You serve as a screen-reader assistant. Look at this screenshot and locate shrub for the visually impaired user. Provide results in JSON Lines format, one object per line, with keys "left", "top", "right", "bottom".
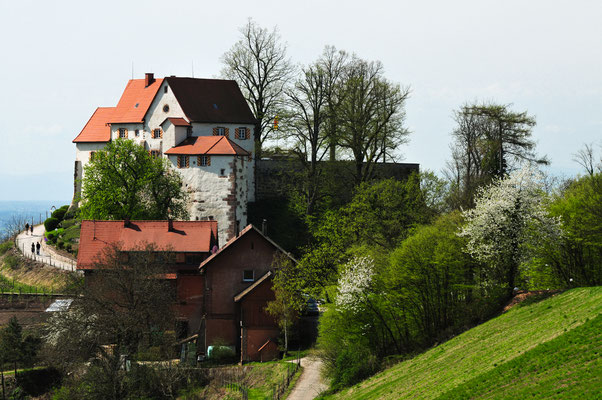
{"left": 59, "top": 219, "right": 77, "bottom": 229}
{"left": 51, "top": 209, "right": 66, "bottom": 222}
{"left": 0, "top": 241, "right": 13, "bottom": 255}
{"left": 330, "top": 347, "right": 378, "bottom": 391}
{"left": 44, "top": 218, "right": 60, "bottom": 232}
{"left": 64, "top": 243, "right": 72, "bottom": 252}
{"left": 4, "top": 254, "right": 19, "bottom": 269}
{"left": 57, "top": 241, "right": 64, "bottom": 250}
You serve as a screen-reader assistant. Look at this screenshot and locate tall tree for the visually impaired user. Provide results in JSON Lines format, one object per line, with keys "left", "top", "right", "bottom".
{"left": 265, "top": 253, "right": 305, "bottom": 353}
{"left": 460, "top": 165, "right": 561, "bottom": 296}
{"left": 221, "top": 19, "right": 293, "bottom": 157}
{"left": 334, "top": 56, "right": 411, "bottom": 184}
{"left": 446, "top": 102, "right": 548, "bottom": 209}
{"left": 80, "top": 139, "right": 188, "bottom": 221}
{"left": 285, "top": 47, "right": 348, "bottom": 214}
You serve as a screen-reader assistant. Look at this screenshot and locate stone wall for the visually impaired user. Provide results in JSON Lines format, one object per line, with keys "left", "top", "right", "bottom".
{"left": 255, "top": 159, "right": 420, "bottom": 201}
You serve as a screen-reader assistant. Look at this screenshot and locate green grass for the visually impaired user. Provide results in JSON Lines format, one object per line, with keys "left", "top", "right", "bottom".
{"left": 437, "top": 314, "right": 602, "bottom": 399}
{"left": 0, "top": 272, "right": 46, "bottom": 294}
{"left": 328, "top": 287, "right": 602, "bottom": 399}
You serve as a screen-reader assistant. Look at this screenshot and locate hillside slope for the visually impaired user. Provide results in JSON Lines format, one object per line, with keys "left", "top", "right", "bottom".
{"left": 330, "top": 287, "right": 602, "bottom": 399}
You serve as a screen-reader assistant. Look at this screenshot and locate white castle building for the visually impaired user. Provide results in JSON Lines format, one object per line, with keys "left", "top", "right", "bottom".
{"left": 73, "top": 73, "right": 256, "bottom": 246}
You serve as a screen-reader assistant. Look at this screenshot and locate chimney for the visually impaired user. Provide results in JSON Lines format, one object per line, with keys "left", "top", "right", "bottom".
{"left": 262, "top": 219, "right": 268, "bottom": 236}
{"left": 168, "top": 219, "right": 173, "bottom": 232}
{"left": 145, "top": 72, "right": 155, "bottom": 87}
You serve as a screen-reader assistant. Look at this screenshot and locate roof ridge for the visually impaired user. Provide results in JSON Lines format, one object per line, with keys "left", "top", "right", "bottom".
{"left": 204, "top": 136, "right": 223, "bottom": 154}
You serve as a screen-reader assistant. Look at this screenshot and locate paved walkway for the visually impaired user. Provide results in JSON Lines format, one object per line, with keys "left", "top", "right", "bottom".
{"left": 288, "top": 357, "right": 328, "bottom": 400}
{"left": 15, "top": 224, "right": 78, "bottom": 272}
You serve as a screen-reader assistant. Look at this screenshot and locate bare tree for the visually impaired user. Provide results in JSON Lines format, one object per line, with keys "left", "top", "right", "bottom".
{"left": 285, "top": 47, "right": 348, "bottom": 214}
{"left": 44, "top": 242, "right": 176, "bottom": 399}
{"left": 573, "top": 142, "right": 598, "bottom": 176}
{"left": 221, "top": 19, "right": 293, "bottom": 157}
{"left": 334, "top": 56, "right": 411, "bottom": 184}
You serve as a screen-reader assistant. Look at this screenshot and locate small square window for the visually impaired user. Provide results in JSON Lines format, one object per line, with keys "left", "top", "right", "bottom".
{"left": 216, "top": 127, "right": 225, "bottom": 136}
{"left": 153, "top": 129, "right": 162, "bottom": 139}
{"left": 119, "top": 128, "right": 127, "bottom": 138}
{"left": 164, "top": 86, "right": 168, "bottom": 93}
{"left": 135, "top": 129, "right": 140, "bottom": 137}
{"left": 237, "top": 127, "right": 247, "bottom": 140}
{"left": 243, "top": 270, "right": 254, "bottom": 282}
{"left": 198, "top": 155, "right": 209, "bottom": 166}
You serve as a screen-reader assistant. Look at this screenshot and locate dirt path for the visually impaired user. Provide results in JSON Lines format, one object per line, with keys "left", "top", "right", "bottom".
{"left": 288, "top": 357, "right": 328, "bottom": 400}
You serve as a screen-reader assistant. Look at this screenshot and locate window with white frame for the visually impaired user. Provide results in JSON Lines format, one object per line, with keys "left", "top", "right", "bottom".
{"left": 237, "top": 127, "right": 247, "bottom": 139}
{"left": 119, "top": 128, "right": 127, "bottom": 138}
{"left": 198, "top": 155, "right": 209, "bottom": 166}
{"left": 216, "top": 127, "right": 225, "bottom": 136}
{"left": 152, "top": 128, "right": 162, "bottom": 139}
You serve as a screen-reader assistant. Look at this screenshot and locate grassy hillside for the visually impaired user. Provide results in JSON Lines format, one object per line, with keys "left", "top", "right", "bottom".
{"left": 329, "top": 287, "right": 602, "bottom": 399}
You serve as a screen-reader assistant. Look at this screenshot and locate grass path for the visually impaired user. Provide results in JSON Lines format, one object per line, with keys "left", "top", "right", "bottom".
{"left": 330, "top": 287, "right": 602, "bottom": 399}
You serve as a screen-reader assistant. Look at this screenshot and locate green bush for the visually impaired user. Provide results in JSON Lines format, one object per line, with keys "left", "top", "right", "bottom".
{"left": 57, "top": 241, "right": 64, "bottom": 250}
{"left": 0, "top": 241, "right": 13, "bottom": 255}
{"left": 59, "top": 219, "right": 77, "bottom": 229}
{"left": 330, "top": 347, "right": 378, "bottom": 391}
{"left": 64, "top": 243, "right": 72, "bottom": 252}
{"left": 51, "top": 209, "right": 66, "bottom": 222}
{"left": 44, "top": 218, "right": 60, "bottom": 232}
{"left": 4, "top": 254, "right": 19, "bottom": 269}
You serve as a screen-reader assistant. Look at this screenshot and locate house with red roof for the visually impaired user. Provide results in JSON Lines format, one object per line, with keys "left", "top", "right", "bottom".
{"left": 77, "top": 220, "right": 292, "bottom": 362}
{"left": 73, "top": 73, "right": 257, "bottom": 245}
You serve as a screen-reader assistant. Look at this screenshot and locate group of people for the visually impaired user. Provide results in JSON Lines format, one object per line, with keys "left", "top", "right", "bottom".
{"left": 25, "top": 223, "right": 41, "bottom": 256}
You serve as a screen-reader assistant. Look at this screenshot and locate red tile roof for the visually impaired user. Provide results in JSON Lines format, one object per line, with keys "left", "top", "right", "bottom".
{"left": 73, "top": 107, "right": 115, "bottom": 143}
{"left": 165, "top": 77, "right": 256, "bottom": 124}
{"left": 162, "top": 117, "right": 191, "bottom": 127}
{"left": 164, "top": 136, "right": 250, "bottom": 156}
{"left": 77, "top": 220, "right": 218, "bottom": 270}
{"left": 110, "top": 78, "right": 164, "bottom": 123}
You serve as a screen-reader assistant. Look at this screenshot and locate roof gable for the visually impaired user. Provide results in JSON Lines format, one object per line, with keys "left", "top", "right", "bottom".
{"left": 199, "top": 224, "right": 296, "bottom": 271}
{"left": 165, "top": 77, "right": 256, "bottom": 124}
{"left": 73, "top": 107, "right": 115, "bottom": 143}
{"left": 77, "top": 220, "right": 218, "bottom": 270}
{"left": 164, "top": 136, "right": 250, "bottom": 156}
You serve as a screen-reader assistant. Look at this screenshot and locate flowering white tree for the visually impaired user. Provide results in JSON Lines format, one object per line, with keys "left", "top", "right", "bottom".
{"left": 336, "top": 256, "right": 375, "bottom": 313}
{"left": 460, "top": 165, "right": 562, "bottom": 294}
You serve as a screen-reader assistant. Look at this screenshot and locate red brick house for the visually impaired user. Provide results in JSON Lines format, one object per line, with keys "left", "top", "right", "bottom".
{"left": 77, "top": 220, "right": 292, "bottom": 362}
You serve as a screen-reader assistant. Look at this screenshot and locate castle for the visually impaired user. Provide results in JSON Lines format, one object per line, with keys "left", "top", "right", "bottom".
{"left": 73, "top": 73, "right": 256, "bottom": 246}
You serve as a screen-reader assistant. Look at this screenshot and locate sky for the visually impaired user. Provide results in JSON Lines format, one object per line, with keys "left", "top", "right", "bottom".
{"left": 1, "top": 0, "right": 600, "bottom": 200}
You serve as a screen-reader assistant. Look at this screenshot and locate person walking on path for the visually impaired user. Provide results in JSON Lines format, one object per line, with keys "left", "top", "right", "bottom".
{"left": 36, "top": 242, "right": 40, "bottom": 255}
{"left": 25, "top": 223, "right": 29, "bottom": 235}
{"left": 30, "top": 225, "right": 34, "bottom": 235}
{"left": 31, "top": 243, "right": 35, "bottom": 255}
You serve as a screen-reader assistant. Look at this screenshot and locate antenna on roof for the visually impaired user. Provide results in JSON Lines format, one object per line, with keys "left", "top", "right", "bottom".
{"left": 192, "top": 60, "right": 194, "bottom": 78}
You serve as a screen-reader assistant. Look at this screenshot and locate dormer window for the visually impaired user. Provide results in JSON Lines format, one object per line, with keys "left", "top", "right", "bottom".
{"left": 119, "top": 128, "right": 127, "bottom": 138}
{"left": 243, "top": 269, "right": 254, "bottom": 282}
{"left": 152, "top": 129, "right": 162, "bottom": 139}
